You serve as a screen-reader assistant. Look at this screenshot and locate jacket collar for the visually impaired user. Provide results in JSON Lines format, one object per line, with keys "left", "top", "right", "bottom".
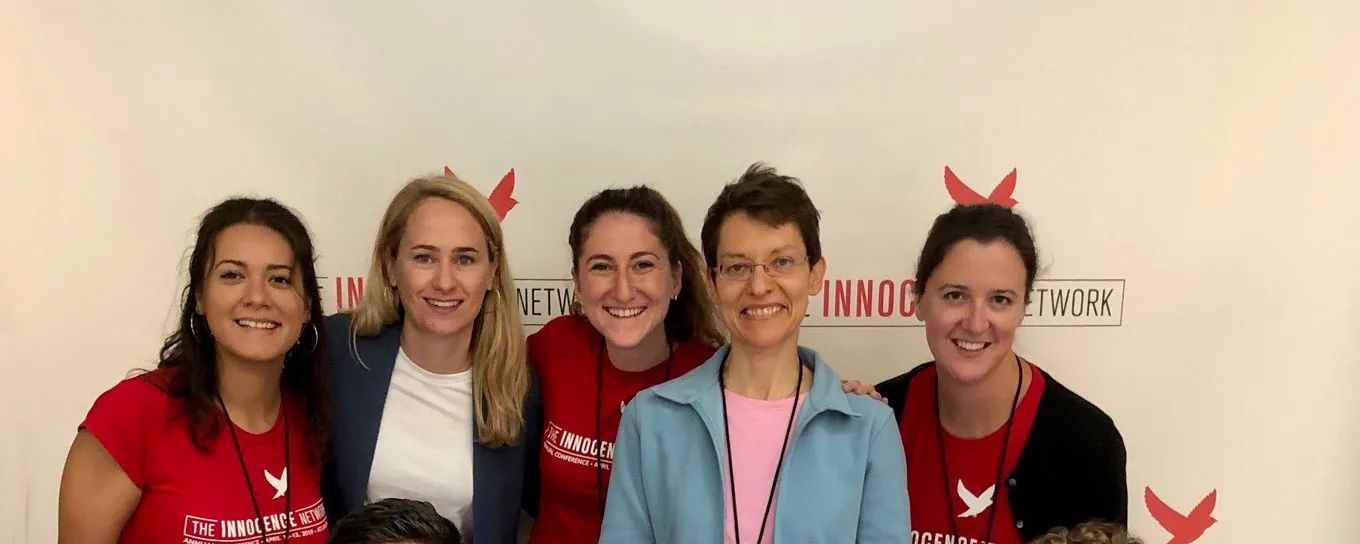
{"left": 653, "top": 343, "right": 862, "bottom": 419}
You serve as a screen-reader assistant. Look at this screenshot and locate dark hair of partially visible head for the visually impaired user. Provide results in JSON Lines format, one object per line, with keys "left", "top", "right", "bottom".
{"left": 330, "top": 498, "right": 461, "bottom": 544}
{"left": 145, "top": 197, "right": 331, "bottom": 461}
{"left": 914, "top": 203, "right": 1039, "bottom": 302}
{"left": 568, "top": 185, "right": 725, "bottom": 347}
{"left": 700, "top": 162, "right": 822, "bottom": 274}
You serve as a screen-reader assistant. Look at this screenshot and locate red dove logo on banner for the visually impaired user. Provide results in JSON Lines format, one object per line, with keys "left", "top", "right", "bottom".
{"left": 444, "top": 165, "right": 519, "bottom": 220}
{"left": 1145, "top": 487, "right": 1218, "bottom": 544}
{"left": 943, "top": 166, "right": 1019, "bottom": 208}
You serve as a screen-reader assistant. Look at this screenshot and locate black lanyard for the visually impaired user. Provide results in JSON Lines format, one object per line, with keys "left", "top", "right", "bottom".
{"left": 218, "top": 394, "right": 291, "bottom": 544}
{"left": 934, "top": 354, "right": 1022, "bottom": 542}
{"left": 595, "top": 335, "right": 673, "bottom": 515}
{"left": 718, "top": 351, "right": 803, "bottom": 544}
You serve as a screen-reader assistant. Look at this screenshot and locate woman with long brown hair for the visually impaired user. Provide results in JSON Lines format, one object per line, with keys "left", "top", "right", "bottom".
{"left": 525, "top": 186, "right": 725, "bottom": 544}
{"left": 58, "top": 197, "right": 333, "bottom": 543}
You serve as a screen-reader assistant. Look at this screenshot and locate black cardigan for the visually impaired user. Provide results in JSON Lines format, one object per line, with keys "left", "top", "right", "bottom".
{"left": 875, "top": 362, "right": 1128, "bottom": 541}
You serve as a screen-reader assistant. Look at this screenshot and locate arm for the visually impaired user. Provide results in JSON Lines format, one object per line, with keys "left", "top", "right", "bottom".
{"left": 520, "top": 370, "right": 544, "bottom": 518}
{"left": 598, "top": 398, "right": 654, "bottom": 544}
{"left": 57, "top": 430, "right": 142, "bottom": 544}
{"left": 856, "top": 413, "right": 911, "bottom": 543}
{"left": 1085, "top": 421, "right": 1129, "bottom": 523}
{"left": 320, "top": 460, "right": 345, "bottom": 530}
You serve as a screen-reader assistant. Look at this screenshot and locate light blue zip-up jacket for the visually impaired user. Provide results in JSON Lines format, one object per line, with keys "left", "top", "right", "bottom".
{"left": 600, "top": 344, "right": 911, "bottom": 543}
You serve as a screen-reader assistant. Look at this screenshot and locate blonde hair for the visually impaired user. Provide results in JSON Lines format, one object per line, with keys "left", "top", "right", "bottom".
{"left": 1028, "top": 521, "right": 1142, "bottom": 544}
{"left": 348, "top": 174, "right": 529, "bottom": 447}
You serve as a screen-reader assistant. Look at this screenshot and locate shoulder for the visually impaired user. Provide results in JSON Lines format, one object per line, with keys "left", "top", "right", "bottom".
{"left": 672, "top": 338, "right": 719, "bottom": 375}
{"left": 874, "top": 361, "right": 934, "bottom": 423}
{"left": 618, "top": 387, "right": 676, "bottom": 426}
{"left": 323, "top": 311, "right": 353, "bottom": 337}
{"left": 322, "top": 313, "right": 355, "bottom": 358}
{"left": 1033, "top": 369, "right": 1125, "bottom": 455}
{"left": 88, "top": 369, "right": 175, "bottom": 415}
{"left": 1037, "top": 370, "right": 1119, "bottom": 432}
{"left": 532, "top": 315, "right": 591, "bottom": 341}
{"left": 528, "top": 315, "right": 593, "bottom": 353}
{"left": 843, "top": 391, "right": 896, "bottom": 426}
{"left": 80, "top": 369, "right": 178, "bottom": 446}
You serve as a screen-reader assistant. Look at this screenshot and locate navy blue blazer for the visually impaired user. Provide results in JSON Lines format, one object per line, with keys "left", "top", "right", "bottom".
{"left": 321, "top": 312, "right": 542, "bottom": 543}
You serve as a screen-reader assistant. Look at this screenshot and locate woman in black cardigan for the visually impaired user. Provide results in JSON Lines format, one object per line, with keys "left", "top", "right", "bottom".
{"left": 875, "top": 203, "right": 1127, "bottom": 543}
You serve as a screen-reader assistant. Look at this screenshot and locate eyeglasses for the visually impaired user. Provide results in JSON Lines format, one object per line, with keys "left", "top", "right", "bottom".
{"left": 712, "top": 255, "right": 810, "bottom": 282}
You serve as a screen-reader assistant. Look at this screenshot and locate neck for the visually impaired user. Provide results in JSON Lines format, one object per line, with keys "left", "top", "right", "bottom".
{"left": 937, "top": 354, "right": 1029, "bottom": 439}
{"left": 215, "top": 352, "right": 284, "bottom": 434}
{"left": 723, "top": 342, "right": 810, "bottom": 400}
{"left": 606, "top": 329, "right": 671, "bottom": 372}
{"left": 400, "top": 322, "right": 473, "bottom": 374}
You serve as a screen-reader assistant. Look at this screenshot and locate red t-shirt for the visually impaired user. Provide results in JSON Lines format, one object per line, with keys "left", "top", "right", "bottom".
{"left": 526, "top": 315, "right": 717, "bottom": 544}
{"left": 79, "top": 369, "right": 329, "bottom": 544}
{"left": 899, "top": 363, "right": 1045, "bottom": 544}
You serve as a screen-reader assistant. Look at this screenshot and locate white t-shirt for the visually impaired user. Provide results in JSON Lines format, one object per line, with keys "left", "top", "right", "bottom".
{"left": 367, "top": 347, "right": 475, "bottom": 539}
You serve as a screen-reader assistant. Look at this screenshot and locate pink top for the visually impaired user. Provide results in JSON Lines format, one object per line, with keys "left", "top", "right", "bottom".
{"left": 722, "top": 391, "right": 808, "bottom": 544}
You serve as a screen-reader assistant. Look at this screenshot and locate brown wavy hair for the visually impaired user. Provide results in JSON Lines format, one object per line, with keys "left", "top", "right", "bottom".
{"left": 568, "top": 185, "right": 726, "bottom": 347}
{"left": 148, "top": 197, "right": 331, "bottom": 462}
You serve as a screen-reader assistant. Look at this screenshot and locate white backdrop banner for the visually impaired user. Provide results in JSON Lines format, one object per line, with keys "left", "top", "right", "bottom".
{"left": 4, "top": 2, "right": 1359, "bottom": 543}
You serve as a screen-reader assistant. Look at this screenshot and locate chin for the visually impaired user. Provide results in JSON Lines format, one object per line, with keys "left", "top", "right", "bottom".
{"left": 589, "top": 309, "right": 664, "bottom": 348}
{"left": 415, "top": 315, "right": 475, "bottom": 338}
{"left": 733, "top": 327, "right": 794, "bottom": 351}
{"left": 223, "top": 346, "right": 291, "bottom": 365}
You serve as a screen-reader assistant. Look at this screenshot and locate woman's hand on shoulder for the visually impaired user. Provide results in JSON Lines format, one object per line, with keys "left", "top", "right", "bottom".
{"left": 840, "top": 379, "right": 887, "bottom": 404}
{"left": 57, "top": 430, "right": 141, "bottom": 544}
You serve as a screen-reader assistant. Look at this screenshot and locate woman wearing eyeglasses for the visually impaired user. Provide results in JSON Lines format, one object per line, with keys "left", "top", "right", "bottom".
{"left": 599, "top": 163, "right": 911, "bottom": 544}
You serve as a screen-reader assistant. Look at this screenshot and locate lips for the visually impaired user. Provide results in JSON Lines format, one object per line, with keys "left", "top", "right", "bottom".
{"left": 952, "top": 339, "right": 990, "bottom": 352}
{"left": 605, "top": 306, "right": 645, "bottom": 318}
{"left": 425, "top": 298, "right": 463, "bottom": 310}
{"left": 235, "top": 318, "right": 280, "bottom": 330}
{"left": 741, "top": 303, "right": 787, "bottom": 319}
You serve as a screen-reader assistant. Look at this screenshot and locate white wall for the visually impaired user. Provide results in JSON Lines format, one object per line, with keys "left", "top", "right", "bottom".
{"left": 3, "top": 2, "right": 1358, "bottom": 542}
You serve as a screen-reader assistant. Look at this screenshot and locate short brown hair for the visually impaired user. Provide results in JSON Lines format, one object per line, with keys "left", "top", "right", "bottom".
{"left": 1027, "top": 521, "right": 1142, "bottom": 544}
{"left": 700, "top": 162, "right": 822, "bottom": 276}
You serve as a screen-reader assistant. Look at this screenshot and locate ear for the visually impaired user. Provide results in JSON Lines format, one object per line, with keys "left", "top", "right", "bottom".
{"left": 669, "top": 263, "right": 683, "bottom": 300}
{"left": 385, "top": 257, "right": 398, "bottom": 288}
{"left": 912, "top": 289, "right": 926, "bottom": 322}
{"left": 808, "top": 256, "right": 827, "bottom": 296}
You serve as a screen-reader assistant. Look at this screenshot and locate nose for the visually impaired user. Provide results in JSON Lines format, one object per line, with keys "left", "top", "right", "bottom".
{"left": 612, "top": 271, "right": 634, "bottom": 301}
{"left": 963, "top": 300, "right": 988, "bottom": 333}
{"left": 746, "top": 265, "right": 774, "bottom": 296}
{"left": 435, "top": 260, "right": 457, "bottom": 291}
{"left": 244, "top": 275, "right": 271, "bottom": 307}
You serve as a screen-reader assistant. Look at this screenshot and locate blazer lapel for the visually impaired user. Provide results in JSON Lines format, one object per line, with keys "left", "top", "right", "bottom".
{"left": 344, "top": 323, "right": 402, "bottom": 508}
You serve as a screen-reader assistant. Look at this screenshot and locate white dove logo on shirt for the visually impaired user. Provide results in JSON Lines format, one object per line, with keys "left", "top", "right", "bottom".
{"left": 265, "top": 468, "right": 288, "bottom": 499}
{"left": 956, "top": 479, "right": 994, "bottom": 518}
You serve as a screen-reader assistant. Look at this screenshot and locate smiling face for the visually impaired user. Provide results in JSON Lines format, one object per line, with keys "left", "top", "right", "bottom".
{"left": 916, "top": 238, "right": 1028, "bottom": 384}
{"left": 574, "top": 212, "right": 682, "bottom": 350}
{"left": 386, "top": 196, "right": 497, "bottom": 341}
{"left": 709, "top": 212, "right": 825, "bottom": 351}
{"left": 197, "top": 223, "right": 309, "bottom": 365}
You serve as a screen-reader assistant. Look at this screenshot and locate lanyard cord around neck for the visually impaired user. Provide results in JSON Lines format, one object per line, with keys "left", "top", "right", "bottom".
{"left": 935, "top": 353, "right": 1022, "bottom": 542}
{"left": 218, "top": 393, "right": 291, "bottom": 544}
{"left": 718, "top": 350, "right": 803, "bottom": 544}
{"left": 595, "top": 335, "right": 674, "bottom": 516}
